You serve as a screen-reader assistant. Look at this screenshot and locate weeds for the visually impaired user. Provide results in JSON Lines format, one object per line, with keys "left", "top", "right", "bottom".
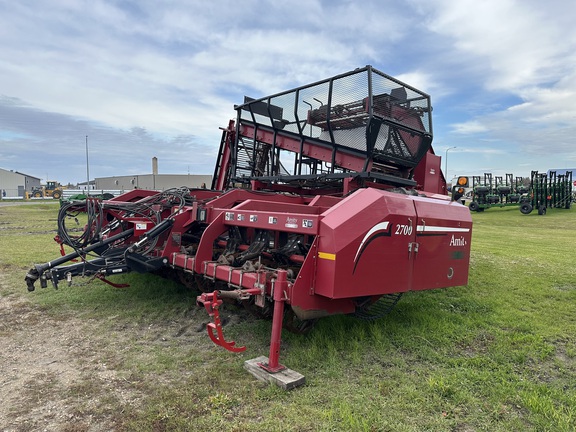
{"left": 1, "top": 203, "right": 575, "bottom": 431}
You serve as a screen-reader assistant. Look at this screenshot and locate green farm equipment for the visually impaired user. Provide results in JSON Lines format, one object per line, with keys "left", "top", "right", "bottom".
{"left": 530, "top": 170, "right": 573, "bottom": 215}
{"left": 466, "top": 171, "right": 572, "bottom": 215}
{"left": 468, "top": 173, "right": 531, "bottom": 213}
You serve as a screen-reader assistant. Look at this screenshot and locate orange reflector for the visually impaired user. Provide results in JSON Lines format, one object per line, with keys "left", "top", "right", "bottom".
{"left": 318, "top": 252, "right": 336, "bottom": 261}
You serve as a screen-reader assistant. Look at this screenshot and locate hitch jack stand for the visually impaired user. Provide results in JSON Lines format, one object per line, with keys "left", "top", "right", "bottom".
{"left": 245, "top": 270, "right": 305, "bottom": 390}
{"left": 197, "top": 270, "right": 305, "bottom": 389}
{"left": 257, "top": 270, "right": 287, "bottom": 373}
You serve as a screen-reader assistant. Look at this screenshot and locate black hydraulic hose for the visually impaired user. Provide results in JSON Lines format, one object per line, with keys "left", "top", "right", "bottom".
{"left": 26, "top": 188, "right": 188, "bottom": 292}
{"left": 58, "top": 199, "right": 103, "bottom": 249}
{"left": 126, "top": 218, "right": 174, "bottom": 253}
{"left": 25, "top": 228, "right": 135, "bottom": 291}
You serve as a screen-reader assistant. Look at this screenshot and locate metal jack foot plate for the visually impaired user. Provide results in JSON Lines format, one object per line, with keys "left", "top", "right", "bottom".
{"left": 244, "top": 356, "right": 305, "bottom": 390}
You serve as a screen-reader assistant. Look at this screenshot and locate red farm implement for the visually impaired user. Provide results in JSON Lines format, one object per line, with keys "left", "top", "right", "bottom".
{"left": 25, "top": 66, "right": 472, "bottom": 388}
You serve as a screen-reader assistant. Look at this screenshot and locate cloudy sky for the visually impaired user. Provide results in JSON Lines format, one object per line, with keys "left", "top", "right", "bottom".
{"left": 1, "top": 0, "right": 575, "bottom": 185}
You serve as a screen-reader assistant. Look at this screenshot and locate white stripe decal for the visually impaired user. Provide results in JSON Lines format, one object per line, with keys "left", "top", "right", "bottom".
{"left": 354, "top": 221, "right": 390, "bottom": 262}
{"left": 417, "top": 225, "right": 470, "bottom": 233}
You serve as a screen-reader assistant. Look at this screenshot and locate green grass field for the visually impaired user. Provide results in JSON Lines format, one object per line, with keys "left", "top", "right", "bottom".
{"left": 0, "top": 202, "right": 575, "bottom": 431}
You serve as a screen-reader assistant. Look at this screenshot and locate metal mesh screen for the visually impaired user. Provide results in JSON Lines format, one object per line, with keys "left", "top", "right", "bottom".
{"left": 236, "top": 66, "right": 432, "bottom": 178}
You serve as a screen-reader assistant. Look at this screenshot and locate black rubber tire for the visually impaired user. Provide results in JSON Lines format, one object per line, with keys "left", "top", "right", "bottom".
{"left": 469, "top": 201, "right": 479, "bottom": 212}
{"left": 52, "top": 190, "right": 62, "bottom": 199}
{"left": 520, "top": 203, "right": 533, "bottom": 215}
{"left": 33, "top": 191, "right": 43, "bottom": 198}
{"left": 538, "top": 205, "right": 546, "bottom": 215}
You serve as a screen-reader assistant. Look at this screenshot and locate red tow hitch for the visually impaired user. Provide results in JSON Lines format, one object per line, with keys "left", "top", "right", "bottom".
{"left": 197, "top": 290, "right": 246, "bottom": 352}
{"left": 197, "top": 270, "right": 304, "bottom": 389}
{"left": 196, "top": 271, "right": 289, "bottom": 364}
{"left": 197, "top": 287, "right": 262, "bottom": 353}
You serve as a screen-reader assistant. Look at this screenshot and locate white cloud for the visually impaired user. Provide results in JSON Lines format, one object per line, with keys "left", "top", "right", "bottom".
{"left": 423, "top": 0, "right": 576, "bottom": 91}
{"left": 1, "top": 0, "right": 576, "bottom": 182}
{"left": 450, "top": 121, "right": 488, "bottom": 134}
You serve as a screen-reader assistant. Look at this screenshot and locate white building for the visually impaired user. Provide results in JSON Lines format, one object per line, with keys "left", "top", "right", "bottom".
{"left": 0, "top": 168, "right": 42, "bottom": 197}
{"left": 94, "top": 157, "right": 212, "bottom": 192}
{"left": 94, "top": 174, "right": 212, "bottom": 191}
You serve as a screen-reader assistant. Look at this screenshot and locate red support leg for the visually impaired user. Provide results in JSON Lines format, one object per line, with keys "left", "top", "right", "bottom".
{"left": 258, "top": 270, "right": 287, "bottom": 373}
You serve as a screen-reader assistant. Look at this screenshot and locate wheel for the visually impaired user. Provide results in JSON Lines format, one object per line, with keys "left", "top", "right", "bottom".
{"left": 176, "top": 269, "right": 200, "bottom": 292}
{"left": 352, "top": 293, "right": 404, "bottom": 321}
{"left": 283, "top": 308, "right": 317, "bottom": 334}
{"left": 33, "top": 191, "right": 42, "bottom": 198}
{"left": 520, "top": 203, "right": 533, "bottom": 215}
{"left": 194, "top": 274, "right": 216, "bottom": 293}
{"left": 469, "top": 201, "right": 479, "bottom": 212}
{"left": 242, "top": 297, "right": 272, "bottom": 319}
{"left": 52, "top": 190, "right": 62, "bottom": 199}
{"left": 538, "top": 205, "right": 546, "bottom": 215}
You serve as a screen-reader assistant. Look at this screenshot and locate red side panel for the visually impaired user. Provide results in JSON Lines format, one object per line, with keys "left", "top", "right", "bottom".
{"left": 314, "top": 188, "right": 417, "bottom": 299}
{"left": 411, "top": 197, "right": 472, "bottom": 290}
{"left": 293, "top": 188, "right": 472, "bottom": 302}
{"left": 413, "top": 151, "right": 447, "bottom": 195}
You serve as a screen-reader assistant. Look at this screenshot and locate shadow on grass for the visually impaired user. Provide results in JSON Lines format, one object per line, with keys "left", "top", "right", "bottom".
{"left": 32, "top": 271, "right": 198, "bottom": 321}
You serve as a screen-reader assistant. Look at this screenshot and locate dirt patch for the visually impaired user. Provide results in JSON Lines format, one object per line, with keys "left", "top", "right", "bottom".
{"left": 0, "top": 270, "right": 251, "bottom": 431}
{"left": 0, "top": 293, "right": 130, "bottom": 431}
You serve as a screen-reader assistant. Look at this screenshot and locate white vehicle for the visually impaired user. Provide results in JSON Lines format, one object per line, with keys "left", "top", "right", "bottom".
{"left": 450, "top": 176, "right": 473, "bottom": 202}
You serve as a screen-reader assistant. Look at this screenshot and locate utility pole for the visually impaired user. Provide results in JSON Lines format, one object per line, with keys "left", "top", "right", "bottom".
{"left": 445, "top": 146, "right": 457, "bottom": 182}
{"left": 86, "top": 135, "right": 90, "bottom": 195}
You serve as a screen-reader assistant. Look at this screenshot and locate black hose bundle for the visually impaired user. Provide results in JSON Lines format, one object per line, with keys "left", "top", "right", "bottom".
{"left": 57, "top": 187, "right": 193, "bottom": 253}
{"left": 57, "top": 199, "right": 103, "bottom": 250}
